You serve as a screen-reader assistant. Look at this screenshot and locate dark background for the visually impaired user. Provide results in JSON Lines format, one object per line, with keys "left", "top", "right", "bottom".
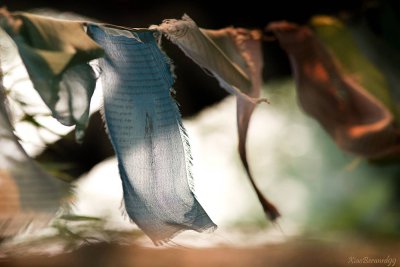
{"left": 2, "top": 0, "right": 367, "bottom": 28}
{"left": 0, "top": 0, "right": 387, "bottom": 115}
{"left": 1, "top": 0, "right": 397, "bottom": 178}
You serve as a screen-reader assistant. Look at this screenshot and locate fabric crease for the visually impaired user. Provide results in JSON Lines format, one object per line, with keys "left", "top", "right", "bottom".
{"left": 87, "top": 24, "right": 215, "bottom": 243}
{"left": 0, "top": 11, "right": 104, "bottom": 141}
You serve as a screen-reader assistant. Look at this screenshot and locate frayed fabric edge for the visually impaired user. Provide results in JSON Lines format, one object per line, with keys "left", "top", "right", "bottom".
{"left": 88, "top": 24, "right": 216, "bottom": 244}
{"left": 153, "top": 14, "right": 268, "bottom": 105}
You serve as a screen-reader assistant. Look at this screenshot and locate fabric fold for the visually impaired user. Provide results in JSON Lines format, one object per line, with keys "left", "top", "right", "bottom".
{"left": 155, "top": 15, "right": 279, "bottom": 221}
{"left": 0, "top": 10, "right": 104, "bottom": 141}
{"left": 204, "top": 28, "right": 280, "bottom": 220}
{"left": 267, "top": 21, "right": 400, "bottom": 159}
{"left": 310, "top": 16, "right": 400, "bottom": 125}
{"left": 0, "top": 70, "right": 68, "bottom": 237}
{"left": 153, "top": 15, "right": 266, "bottom": 104}
{"left": 87, "top": 24, "right": 215, "bottom": 243}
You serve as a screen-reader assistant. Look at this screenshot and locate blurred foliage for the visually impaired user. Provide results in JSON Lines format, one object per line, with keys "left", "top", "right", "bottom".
{"left": 259, "top": 79, "right": 400, "bottom": 239}
{"left": 3, "top": 214, "right": 143, "bottom": 253}
{"left": 190, "top": 78, "right": 400, "bottom": 241}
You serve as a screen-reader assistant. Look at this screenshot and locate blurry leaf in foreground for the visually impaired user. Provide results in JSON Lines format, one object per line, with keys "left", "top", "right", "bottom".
{"left": 267, "top": 21, "right": 400, "bottom": 160}
{"left": 59, "top": 214, "right": 101, "bottom": 222}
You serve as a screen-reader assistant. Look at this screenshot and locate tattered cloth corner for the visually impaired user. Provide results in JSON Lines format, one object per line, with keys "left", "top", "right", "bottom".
{"left": 0, "top": 10, "right": 104, "bottom": 141}
{"left": 155, "top": 15, "right": 280, "bottom": 221}
{"left": 87, "top": 24, "right": 216, "bottom": 243}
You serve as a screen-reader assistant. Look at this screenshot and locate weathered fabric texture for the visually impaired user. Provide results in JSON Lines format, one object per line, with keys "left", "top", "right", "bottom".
{"left": 268, "top": 21, "right": 400, "bottom": 159}
{"left": 0, "top": 11, "right": 104, "bottom": 141}
{"left": 204, "top": 28, "right": 263, "bottom": 162}
{"left": 204, "top": 28, "right": 280, "bottom": 220}
{"left": 156, "top": 15, "right": 279, "bottom": 221}
{"left": 155, "top": 15, "right": 267, "bottom": 103}
{"left": 0, "top": 69, "right": 68, "bottom": 236}
{"left": 87, "top": 24, "right": 215, "bottom": 243}
{"left": 310, "top": 16, "right": 399, "bottom": 124}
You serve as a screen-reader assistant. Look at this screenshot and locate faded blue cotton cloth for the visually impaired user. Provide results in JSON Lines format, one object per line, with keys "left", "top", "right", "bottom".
{"left": 87, "top": 24, "right": 216, "bottom": 243}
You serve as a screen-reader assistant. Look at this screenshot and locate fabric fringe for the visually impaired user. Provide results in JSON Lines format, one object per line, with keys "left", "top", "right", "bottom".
{"left": 154, "top": 15, "right": 270, "bottom": 105}
{"left": 87, "top": 24, "right": 216, "bottom": 244}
